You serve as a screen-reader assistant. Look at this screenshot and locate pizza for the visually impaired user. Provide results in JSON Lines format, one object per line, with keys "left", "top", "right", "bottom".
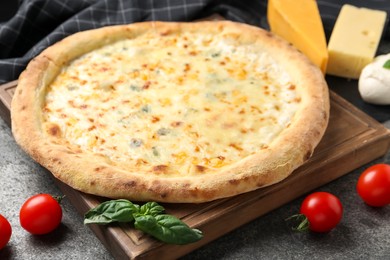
{"left": 11, "top": 21, "right": 329, "bottom": 203}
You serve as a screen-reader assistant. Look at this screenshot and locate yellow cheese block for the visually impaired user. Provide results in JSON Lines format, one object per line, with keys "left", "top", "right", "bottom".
{"left": 326, "top": 5, "right": 387, "bottom": 79}
{"left": 267, "top": 0, "right": 328, "bottom": 73}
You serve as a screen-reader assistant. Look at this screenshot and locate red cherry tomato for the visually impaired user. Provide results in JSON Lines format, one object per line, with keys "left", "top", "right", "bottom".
{"left": 0, "top": 214, "right": 12, "bottom": 249}
{"left": 357, "top": 164, "right": 390, "bottom": 207}
{"left": 299, "top": 192, "right": 343, "bottom": 233}
{"left": 19, "top": 194, "right": 63, "bottom": 235}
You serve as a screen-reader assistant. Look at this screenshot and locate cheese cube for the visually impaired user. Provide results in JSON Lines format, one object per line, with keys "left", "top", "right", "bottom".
{"left": 267, "top": 0, "right": 328, "bottom": 74}
{"left": 326, "top": 5, "right": 387, "bottom": 79}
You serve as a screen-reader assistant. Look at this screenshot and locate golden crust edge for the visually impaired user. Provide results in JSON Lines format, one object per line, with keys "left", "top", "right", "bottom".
{"left": 11, "top": 21, "right": 330, "bottom": 203}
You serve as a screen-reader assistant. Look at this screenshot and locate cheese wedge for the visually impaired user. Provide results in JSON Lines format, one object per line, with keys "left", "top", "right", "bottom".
{"left": 267, "top": 0, "right": 328, "bottom": 73}
{"left": 326, "top": 5, "right": 387, "bottom": 79}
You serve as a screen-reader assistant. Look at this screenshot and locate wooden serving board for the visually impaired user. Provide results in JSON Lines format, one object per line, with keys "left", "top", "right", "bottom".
{"left": 1, "top": 80, "right": 390, "bottom": 259}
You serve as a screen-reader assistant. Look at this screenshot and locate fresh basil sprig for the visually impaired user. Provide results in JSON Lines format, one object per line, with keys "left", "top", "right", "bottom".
{"left": 84, "top": 199, "right": 203, "bottom": 245}
{"left": 383, "top": 59, "right": 390, "bottom": 69}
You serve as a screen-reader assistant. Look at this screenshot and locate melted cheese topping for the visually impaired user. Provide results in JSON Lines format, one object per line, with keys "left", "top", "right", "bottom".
{"left": 43, "top": 30, "right": 300, "bottom": 175}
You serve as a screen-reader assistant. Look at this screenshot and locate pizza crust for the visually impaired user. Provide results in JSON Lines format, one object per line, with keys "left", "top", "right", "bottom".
{"left": 11, "top": 21, "right": 329, "bottom": 203}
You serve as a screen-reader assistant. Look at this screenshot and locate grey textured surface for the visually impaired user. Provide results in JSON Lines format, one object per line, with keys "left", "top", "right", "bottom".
{"left": 0, "top": 117, "right": 113, "bottom": 260}
{"left": 1, "top": 113, "right": 390, "bottom": 259}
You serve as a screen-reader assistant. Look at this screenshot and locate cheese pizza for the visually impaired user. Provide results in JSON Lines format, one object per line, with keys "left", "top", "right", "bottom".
{"left": 11, "top": 21, "right": 329, "bottom": 203}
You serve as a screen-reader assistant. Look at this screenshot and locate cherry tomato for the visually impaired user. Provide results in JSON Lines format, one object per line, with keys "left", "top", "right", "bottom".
{"left": 357, "top": 163, "right": 390, "bottom": 207}
{"left": 299, "top": 191, "right": 343, "bottom": 233}
{"left": 19, "top": 194, "right": 63, "bottom": 235}
{"left": 0, "top": 214, "right": 12, "bottom": 249}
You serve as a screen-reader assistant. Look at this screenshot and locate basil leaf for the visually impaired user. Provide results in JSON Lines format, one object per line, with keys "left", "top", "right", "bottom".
{"left": 383, "top": 59, "right": 390, "bottom": 69}
{"left": 84, "top": 199, "right": 204, "bottom": 245}
{"left": 138, "top": 202, "right": 165, "bottom": 217}
{"left": 134, "top": 214, "right": 203, "bottom": 244}
{"left": 84, "top": 199, "right": 139, "bottom": 224}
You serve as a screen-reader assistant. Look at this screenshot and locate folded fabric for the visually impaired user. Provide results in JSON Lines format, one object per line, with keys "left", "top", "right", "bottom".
{"left": 0, "top": 0, "right": 267, "bottom": 84}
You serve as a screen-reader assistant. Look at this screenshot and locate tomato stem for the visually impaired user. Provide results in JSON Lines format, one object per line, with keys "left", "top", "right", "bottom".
{"left": 53, "top": 195, "right": 66, "bottom": 204}
{"left": 286, "top": 214, "right": 310, "bottom": 232}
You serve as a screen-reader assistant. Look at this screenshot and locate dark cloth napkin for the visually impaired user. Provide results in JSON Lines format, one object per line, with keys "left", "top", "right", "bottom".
{"left": 0, "top": 0, "right": 268, "bottom": 84}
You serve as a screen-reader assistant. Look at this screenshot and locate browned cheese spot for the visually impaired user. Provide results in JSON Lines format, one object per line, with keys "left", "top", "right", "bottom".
{"left": 142, "top": 81, "right": 151, "bottom": 90}
{"left": 195, "top": 165, "right": 207, "bottom": 173}
{"left": 42, "top": 107, "right": 51, "bottom": 113}
{"left": 229, "top": 143, "right": 243, "bottom": 151}
{"left": 46, "top": 123, "right": 62, "bottom": 137}
{"left": 171, "top": 121, "right": 183, "bottom": 127}
{"left": 288, "top": 84, "right": 296, "bottom": 90}
{"left": 184, "top": 63, "right": 191, "bottom": 72}
{"left": 151, "top": 116, "right": 160, "bottom": 123}
{"left": 153, "top": 165, "right": 169, "bottom": 173}
{"left": 160, "top": 29, "right": 171, "bottom": 36}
